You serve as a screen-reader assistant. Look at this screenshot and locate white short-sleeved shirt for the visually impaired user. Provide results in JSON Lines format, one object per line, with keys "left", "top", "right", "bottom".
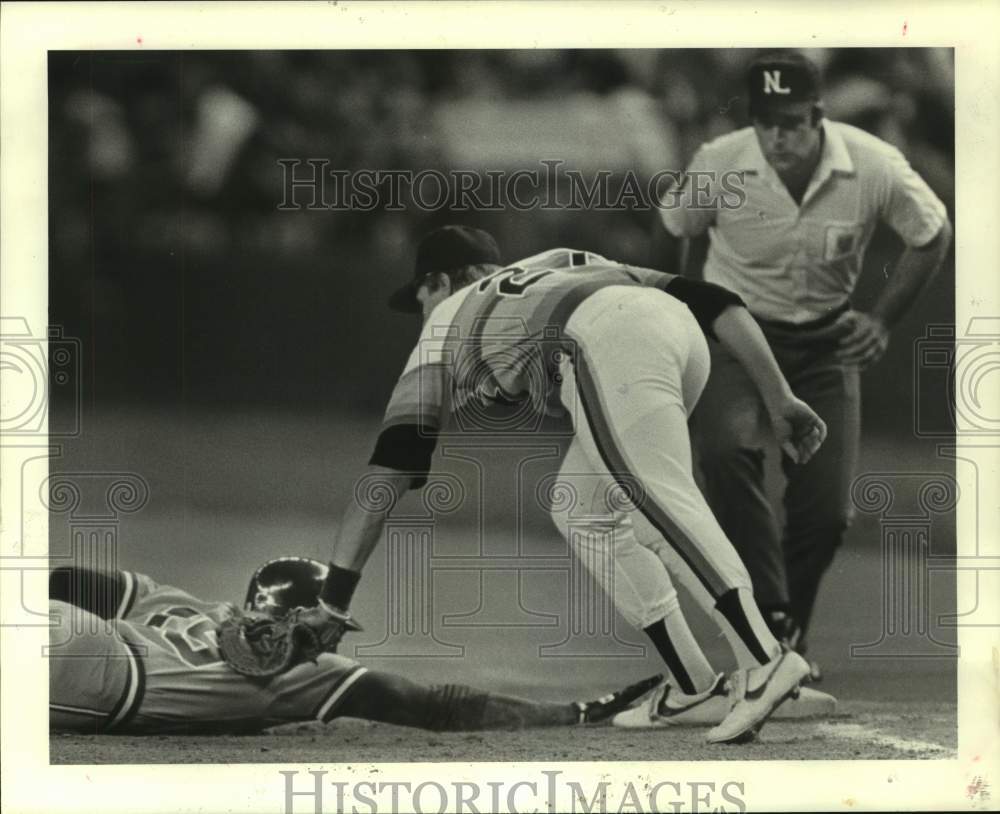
{"left": 659, "top": 120, "right": 948, "bottom": 324}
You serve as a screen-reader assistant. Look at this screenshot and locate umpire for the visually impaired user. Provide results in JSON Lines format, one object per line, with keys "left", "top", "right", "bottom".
{"left": 653, "top": 51, "right": 952, "bottom": 676}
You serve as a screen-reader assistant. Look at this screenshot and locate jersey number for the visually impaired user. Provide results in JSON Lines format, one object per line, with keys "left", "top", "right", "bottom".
{"left": 147, "top": 606, "right": 222, "bottom": 668}
{"left": 478, "top": 267, "right": 553, "bottom": 297}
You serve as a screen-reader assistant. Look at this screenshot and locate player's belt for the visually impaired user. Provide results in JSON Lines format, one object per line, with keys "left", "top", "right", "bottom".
{"left": 754, "top": 300, "right": 850, "bottom": 335}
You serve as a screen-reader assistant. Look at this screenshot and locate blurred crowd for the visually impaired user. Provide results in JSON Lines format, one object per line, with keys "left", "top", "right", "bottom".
{"left": 48, "top": 49, "right": 954, "bottom": 411}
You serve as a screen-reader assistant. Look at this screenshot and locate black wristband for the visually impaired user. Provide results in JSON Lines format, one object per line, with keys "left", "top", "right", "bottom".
{"left": 320, "top": 563, "right": 361, "bottom": 610}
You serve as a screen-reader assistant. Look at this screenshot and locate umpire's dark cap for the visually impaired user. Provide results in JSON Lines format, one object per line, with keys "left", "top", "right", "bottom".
{"left": 746, "top": 51, "right": 821, "bottom": 114}
{"left": 388, "top": 225, "right": 502, "bottom": 313}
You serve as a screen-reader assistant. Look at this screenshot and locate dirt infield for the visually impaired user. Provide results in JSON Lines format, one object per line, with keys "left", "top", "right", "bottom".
{"left": 51, "top": 694, "right": 955, "bottom": 763}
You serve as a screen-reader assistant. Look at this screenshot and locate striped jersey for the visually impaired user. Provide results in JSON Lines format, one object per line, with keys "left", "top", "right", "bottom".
{"left": 49, "top": 567, "right": 367, "bottom": 733}
{"left": 370, "top": 249, "right": 699, "bottom": 482}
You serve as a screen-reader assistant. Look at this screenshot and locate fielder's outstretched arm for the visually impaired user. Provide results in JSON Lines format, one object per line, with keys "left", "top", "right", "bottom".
{"left": 331, "top": 465, "right": 412, "bottom": 573}
{"left": 320, "top": 465, "right": 413, "bottom": 611}
{"left": 322, "top": 293, "right": 451, "bottom": 614}
{"left": 712, "top": 305, "right": 827, "bottom": 464}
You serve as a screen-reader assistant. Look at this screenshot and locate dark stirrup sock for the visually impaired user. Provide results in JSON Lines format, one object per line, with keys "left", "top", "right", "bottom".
{"left": 715, "top": 588, "right": 776, "bottom": 666}
{"left": 643, "top": 621, "right": 698, "bottom": 694}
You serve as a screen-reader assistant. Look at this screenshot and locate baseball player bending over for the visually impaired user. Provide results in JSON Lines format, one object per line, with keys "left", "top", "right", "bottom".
{"left": 315, "top": 226, "right": 832, "bottom": 743}
{"left": 49, "top": 560, "right": 657, "bottom": 734}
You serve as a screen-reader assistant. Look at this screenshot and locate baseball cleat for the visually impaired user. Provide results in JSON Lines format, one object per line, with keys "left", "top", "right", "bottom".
{"left": 765, "top": 610, "right": 824, "bottom": 684}
{"left": 613, "top": 676, "right": 835, "bottom": 728}
{"left": 574, "top": 674, "right": 664, "bottom": 724}
{"left": 612, "top": 673, "right": 727, "bottom": 729}
{"left": 706, "top": 648, "right": 811, "bottom": 744}
{"left": 774, "top": 685, "right": 835, "bottom": 717}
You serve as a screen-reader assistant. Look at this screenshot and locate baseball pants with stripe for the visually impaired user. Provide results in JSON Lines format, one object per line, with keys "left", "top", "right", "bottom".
{"left": 550, "top": 285, "right": 778, "bottom": 672}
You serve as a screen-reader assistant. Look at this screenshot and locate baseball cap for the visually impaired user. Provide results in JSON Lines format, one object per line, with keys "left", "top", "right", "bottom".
{"left": 746, "top": 51, "right": 821, "bottom": 115}
{"left": 388, "top": 225, "right": 502, "bottom": 313}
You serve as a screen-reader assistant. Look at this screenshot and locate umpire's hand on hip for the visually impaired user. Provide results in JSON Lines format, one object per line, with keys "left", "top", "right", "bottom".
{"left": 833, "top": 310, "right": 890, "bottom": 369}
{"left": 769, "top": 396, "right": 828, "bottom": 465}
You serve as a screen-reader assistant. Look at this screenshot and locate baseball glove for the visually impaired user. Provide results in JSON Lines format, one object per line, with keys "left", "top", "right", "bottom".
{"left": 218, "top": 604, "right": 362, "bottom": 678}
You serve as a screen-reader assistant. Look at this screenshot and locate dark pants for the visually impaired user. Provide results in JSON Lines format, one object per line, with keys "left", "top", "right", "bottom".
{"left": 692, "top": 314, "right": 860, "bottom": 642}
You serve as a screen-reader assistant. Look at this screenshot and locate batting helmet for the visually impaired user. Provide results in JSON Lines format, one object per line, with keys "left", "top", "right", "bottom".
{"left": 244, "top": 557, "right": 329, "bottom": 619}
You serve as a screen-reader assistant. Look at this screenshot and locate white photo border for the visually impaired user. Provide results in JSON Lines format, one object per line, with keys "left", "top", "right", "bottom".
{"left": 2, "top": 2, "right": 998, "bottom": 812}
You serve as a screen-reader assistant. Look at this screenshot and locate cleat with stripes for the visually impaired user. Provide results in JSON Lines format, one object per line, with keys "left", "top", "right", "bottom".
{"left": 706, "top": 648, "right": 810, "bottom": 744}
{"left": 612, "top": 673, "right": 727, "bottom": 729}
{"left": 614, "top": 678, "right": 836, "bottom": 727}
{"left": 574, "top": 674, "right": 664, "bottom": 724}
